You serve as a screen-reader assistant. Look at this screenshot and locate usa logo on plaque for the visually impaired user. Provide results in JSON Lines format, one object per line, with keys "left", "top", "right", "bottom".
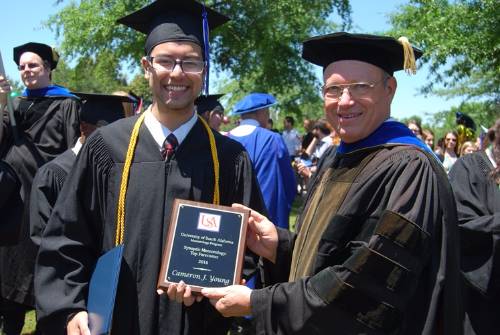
{"left": 197, "top": 213, "right": 221, "bottom": 232}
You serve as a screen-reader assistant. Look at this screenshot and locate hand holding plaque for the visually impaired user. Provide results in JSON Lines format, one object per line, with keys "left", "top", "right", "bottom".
{"left": 157, "top": 199, "right": 249, "bottom": 292}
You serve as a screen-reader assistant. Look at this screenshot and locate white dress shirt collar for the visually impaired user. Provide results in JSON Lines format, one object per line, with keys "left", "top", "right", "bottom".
{"left": 143, "top": 106, "right": 198, "bottom": 149}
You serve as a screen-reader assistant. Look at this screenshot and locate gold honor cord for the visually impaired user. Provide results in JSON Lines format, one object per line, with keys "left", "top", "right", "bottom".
{"left": 114, "top": 112, "right": 220, "bottom": 246}
{"left": 197, "top": 115, "right": 220, "bottom": 205}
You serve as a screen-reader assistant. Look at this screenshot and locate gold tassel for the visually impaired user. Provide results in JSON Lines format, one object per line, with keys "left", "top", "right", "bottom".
{"left": 398, "top": 36, "right": 417, "bottom": 75}
{"left": 51, "top": 47, "right": 60, "bottom": 64}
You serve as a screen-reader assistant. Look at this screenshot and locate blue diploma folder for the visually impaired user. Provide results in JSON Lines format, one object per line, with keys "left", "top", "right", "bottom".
{"left": 87, "top": 245, "right": 123, "bottom": 335}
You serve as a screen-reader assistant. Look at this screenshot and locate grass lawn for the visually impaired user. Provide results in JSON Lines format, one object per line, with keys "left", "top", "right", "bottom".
{"left": 289, "top": 195, "right": 305, "bottom": 233}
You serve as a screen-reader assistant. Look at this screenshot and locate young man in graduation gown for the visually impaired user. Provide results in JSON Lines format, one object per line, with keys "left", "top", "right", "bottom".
{"left": 195, "top": 94, "right": 225, "bottom": 132}
{"left": 228, "top": 93, "right": 296, "bottom": 230}
{"left": 449, "top": 118, "right": 500, "bottom": 335}
{"left": 34, "top": 2, "right": 265, "bottom": 335}
{"left": 202, "top": 33, "right": 463, "bottom": 335}
{"left": 29, "top": 93, "right": 132, "bottom": 247}
{"left": 0, "top": 42, "right": 80, "bottom": 334}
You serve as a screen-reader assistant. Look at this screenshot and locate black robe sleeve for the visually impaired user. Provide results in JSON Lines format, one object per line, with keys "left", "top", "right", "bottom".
{"left": 251, "top": 147, "right": 461, "bottom": 335}
{"left": 29, "top": 152, "right": 73, "bottom": 247}
{"left": 34, "top": 132, "right": 109, "bottom": 332}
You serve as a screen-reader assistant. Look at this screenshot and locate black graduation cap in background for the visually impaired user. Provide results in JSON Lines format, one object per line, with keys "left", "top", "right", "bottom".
{"left": 302, "top": 32, "right": 423, "bottom": 75}
{"left": 117, "top": 0, "right": 229, "bottom": 56}
{"left": 75, "top": 93, "right": 134, "bottom": 126}
{"left": 195, "top": 94, "right": 224, "bottom": 115}
{"left": 456, "top": 112, "right": 476, "bottom": 131}
{"left": 13, "top": 42, "right": 60, "bottom": 70}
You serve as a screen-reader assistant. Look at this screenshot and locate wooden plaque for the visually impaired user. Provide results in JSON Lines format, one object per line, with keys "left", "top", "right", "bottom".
{"left": 157, "top": 199, "right": 249, "bottom": 292}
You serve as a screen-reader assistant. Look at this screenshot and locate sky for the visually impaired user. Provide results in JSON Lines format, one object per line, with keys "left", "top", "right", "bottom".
{"left": 0, "top": 0, "right": 464, "bottom": 122}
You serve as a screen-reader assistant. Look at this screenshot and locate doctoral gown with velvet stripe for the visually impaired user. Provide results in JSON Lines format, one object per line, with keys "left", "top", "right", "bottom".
{"left": 35, "top": 115, "right": 265, "bottom": 335}
{"left": 0, "top": 95, "right": 80, "bottom": 306}
{"left": 251, "top": 144, "right": 462, "bottom": 335}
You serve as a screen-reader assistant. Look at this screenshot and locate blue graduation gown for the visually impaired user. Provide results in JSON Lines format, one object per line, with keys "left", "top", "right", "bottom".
{"left": 230, "top": 121, "right": 296, "bottom": 229}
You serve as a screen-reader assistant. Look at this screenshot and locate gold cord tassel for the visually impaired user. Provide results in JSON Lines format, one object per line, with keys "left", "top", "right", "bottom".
{"left": 51, "top": 47, "right": 60, "bottom": 64}
{"left": 398, "top": 36, "right": 417, "bottom": 75}
{"left": 198, "top": 115, "right": 220, "bottom": 205}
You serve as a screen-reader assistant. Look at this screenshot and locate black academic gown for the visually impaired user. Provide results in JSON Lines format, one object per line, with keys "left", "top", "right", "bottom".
{"left": 29, "top": 148, "right": 77, "bottom": 247}
{"left": 0, "top": 95, "right": 80, "bottom": 306}
{"left": 251, "top": 144, "right": 462, "bottom": 335}
{"left": 449, "top": 151, "right": 500, "bottom": 335}
{"left": 35, "top": 115, "right": 265, "bottom": 335}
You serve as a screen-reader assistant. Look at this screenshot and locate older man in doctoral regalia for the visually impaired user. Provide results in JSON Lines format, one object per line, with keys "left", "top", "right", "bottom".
{"left": 202, "top": 33, "right": 463, "bottom": 335}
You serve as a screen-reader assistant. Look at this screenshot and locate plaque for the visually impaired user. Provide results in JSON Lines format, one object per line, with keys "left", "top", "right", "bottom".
{"left": 157, "top": 199, "right": 249, "bottom": 292}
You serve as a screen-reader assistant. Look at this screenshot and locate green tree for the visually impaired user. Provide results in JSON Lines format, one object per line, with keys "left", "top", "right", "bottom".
{"left": 52, "top": 51, "right": 128, "bottom": 93}
{"left": 47, "top": 0, "right": 352, "bottom": 118}
{"left": 389, "top": 0, "right": 499, "bottom": 104}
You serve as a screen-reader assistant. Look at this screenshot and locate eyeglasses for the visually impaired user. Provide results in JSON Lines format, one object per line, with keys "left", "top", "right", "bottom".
{"left": 322, "top": 79, "right": 384, "bottom": 101}
{"left": 146, "top": 56, "right": 205, "bottom": 74}
{"left": 18, "top": 63, "right": 42, "bottom": 71}
{"left": 445, "top": 138, "right": 457, "bottom": 142}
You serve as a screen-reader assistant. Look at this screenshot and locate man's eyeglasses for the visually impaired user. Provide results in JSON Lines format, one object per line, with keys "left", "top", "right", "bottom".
{"left": 18, "top": 63, "right": 42, "bottom": 71}
{"left": 322, "top": 79, "right": 384, "bottom": 101}
{"left": 146, "top": 56, "right": 205, "bottom": 74}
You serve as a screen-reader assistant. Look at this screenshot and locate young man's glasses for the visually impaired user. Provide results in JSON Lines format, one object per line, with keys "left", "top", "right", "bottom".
{"left": 322, "top": 79, "right": 384, "bottom": 101}
{"left": 18, "top": 63, "right": 42, "bottom": 71}
{"left": 146, "top": 56, "right": 204, "bottom": 74}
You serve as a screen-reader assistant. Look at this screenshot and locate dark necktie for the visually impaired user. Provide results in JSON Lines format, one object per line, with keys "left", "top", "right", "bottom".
{"left": 162, "top": 133, "right": 178, "bottom": 160}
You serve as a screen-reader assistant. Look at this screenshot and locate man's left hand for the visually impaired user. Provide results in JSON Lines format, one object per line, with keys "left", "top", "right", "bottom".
{"left": 158, "top": 281, "right": 203, "bottom": 307}
{"left": 201, "top": 285, "right": 252, "bottom": 317}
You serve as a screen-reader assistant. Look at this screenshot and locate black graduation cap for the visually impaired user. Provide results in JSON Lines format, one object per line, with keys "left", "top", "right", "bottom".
{"left": 195, "top": 94, "right": 224, "bottom": 115}
{"left": 117, "top": 0, "right": 230, "bottom": 56}
{"left": 302, "top": 32, "right": 423, "bottom": 75}
{"left": 74, "top": 93, "right": 134, "bottom": 126}
{"left": 13, "top": 42, "right": 60, "bottom": 70}
{"left": 456, "top": 112, "right": 476, "bottom": 131}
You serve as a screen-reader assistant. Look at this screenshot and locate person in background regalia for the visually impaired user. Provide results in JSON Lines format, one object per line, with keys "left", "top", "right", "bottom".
{"left": 29, "top": 93, "right": 132, "bottom": 247}
{"left": 449, "top": 118, "right": 500, "bottom": 335}
{"left": 228, "top": 93, "right": 296, "bottom": 230}
{"left": 0, "top": 42, "right": 80, "bottom": 335}
{"left": 195, "top": 94, "right": 225, "bottom": 132}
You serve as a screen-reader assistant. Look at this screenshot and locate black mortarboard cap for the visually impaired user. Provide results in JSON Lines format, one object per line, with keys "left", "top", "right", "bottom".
{"left": 75, "top": 93, "right": 134, "bottom": 126}
{"left": 195, "top": 94, "right": 224, "bottom": 114}
{"left": 302, "top": 32, "right": 423, "bottom": 75}
{"left": 117, "top": 0, "right": 229, "bottom": 56}
{"left": 13, "top": 42, "right": 60, "bottom": 70}
{"left": 456, "top": 112, "right": 476, "bottom": 131}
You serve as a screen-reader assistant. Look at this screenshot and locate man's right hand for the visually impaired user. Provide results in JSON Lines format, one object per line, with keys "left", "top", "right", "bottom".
{"left": 0, "top": 75, "right": 12, "bottom": 107}
{"left": 232, "top": 204, "right": 278, "bottom": 263}
{"left": 67, "top": 311, "right": 91, "bottom": 335}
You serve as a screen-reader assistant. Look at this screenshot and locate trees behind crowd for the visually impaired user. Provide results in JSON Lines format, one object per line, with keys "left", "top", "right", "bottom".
{"left": 44, "top": 0, "right": 498, "bottom": 128}
{"left": 46, "top": 0, "right": 352, "bottom": 120}
{"left": 390, "top": 0, "right": 499, "bottom": 133}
